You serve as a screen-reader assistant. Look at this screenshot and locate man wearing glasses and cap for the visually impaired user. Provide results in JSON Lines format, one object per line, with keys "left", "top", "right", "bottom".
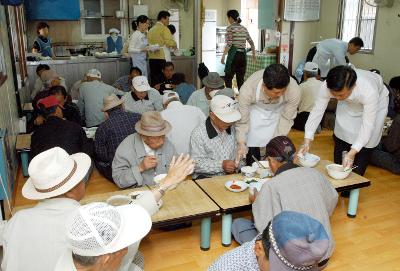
{"left": 231, "top": 136, "right": 337, "bottom": 262}
{"left": 187, "top": 72, "right": 225, "bottom": 116}
{"left": 190, "top": 95, "right": 242, "bottom": 179}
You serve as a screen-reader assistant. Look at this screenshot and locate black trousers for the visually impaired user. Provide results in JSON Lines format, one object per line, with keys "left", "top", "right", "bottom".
{"left": 94, "top": 160, "right": 113, "bottom": 182}
{"left": 224, "top": 51, "right": 247, "bottom": 90}
{"left": 246, "top": 147, "right": 261, "bottom": 166}
{"left": 333, "top": 134, "right": 374, "bottom": 176}
{"left": 149, "top": 59, "right": 166, "bottom": 86}
{"left": 293, "top": 112, "right": 310, "bottom": 131}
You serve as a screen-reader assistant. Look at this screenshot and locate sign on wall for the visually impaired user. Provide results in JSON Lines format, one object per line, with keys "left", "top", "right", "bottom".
{"left": 284, "top": 0, "right": 320, "bottom": 21}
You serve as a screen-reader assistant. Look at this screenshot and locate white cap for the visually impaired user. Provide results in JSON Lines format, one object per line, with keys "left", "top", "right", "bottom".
{"left": 66, "top": 202, "right": 152, "bottom": 257}
{"left": 109, "top": 28, "right": 120, "bottom": 34}
{"left": 210, "top": 95, "right": 241, "bottom": 123}
{"left": 162, "top": 91, "right": 180, "bottom": 104}
{"left": 304, "top": 62, "right": 319, "bottom": 73}
{"left": 132, "top": 76, "right": 154, "bottom": 92}
{"left": 86, "top": 69, "right": 101, "bottom": 79}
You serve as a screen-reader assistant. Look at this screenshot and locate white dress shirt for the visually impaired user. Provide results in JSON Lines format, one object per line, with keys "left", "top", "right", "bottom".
{"left": 128, "top": 30, "right": 147, "bottom": 54}
{"left": 305, "top": 69, "right": 389, "bottom": 151}
{"left": 161, "top": 101, "right": 206, "bottom": 154}
{"left": 1, "top": 198, "right": 80, "bottom": 271}
{"left": 298, "top": 77, "right": 324, "bottom": 113}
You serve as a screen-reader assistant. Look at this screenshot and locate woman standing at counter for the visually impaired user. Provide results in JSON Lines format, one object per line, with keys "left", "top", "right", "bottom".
{"left": 221, "top": 10, "right": 256, "bottom": 90}
{"left": 128, "top": 15, "right": 150, "bottom": 78}
{"left": 32, "top": 22, "right": 54, "bottom": 58}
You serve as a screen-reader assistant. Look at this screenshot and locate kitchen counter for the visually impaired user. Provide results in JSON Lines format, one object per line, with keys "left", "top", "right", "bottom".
{"left": 27, "top": 56, "right": 130, "bottom": 65}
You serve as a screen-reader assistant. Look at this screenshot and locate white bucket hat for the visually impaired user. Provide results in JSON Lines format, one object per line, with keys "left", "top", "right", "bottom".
{"left": 210, "top": 95, "right": 241, "bottom": 123}
{"left": 132, "top": 76, "right": 154, "bottom": 92}
{"left": 66, "top": 202, "right": 152, "bottom": 257}
{"left": 22, "top": 147, "right": 91, "bottom": 200}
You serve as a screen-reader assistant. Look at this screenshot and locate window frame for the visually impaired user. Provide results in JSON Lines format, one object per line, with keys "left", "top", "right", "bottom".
{"left": 80, "top": 0, "right": 126, "bottom": 40}
{"left": 337, "top": 0, "right": 379, "bottom": 54}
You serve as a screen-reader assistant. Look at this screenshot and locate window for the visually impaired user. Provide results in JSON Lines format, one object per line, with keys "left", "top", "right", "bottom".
{"left": 339, "top": 0, "right": 378, "bottom": 52}
{"left": 80, "top": 0, "right": 125, "bottom": 39}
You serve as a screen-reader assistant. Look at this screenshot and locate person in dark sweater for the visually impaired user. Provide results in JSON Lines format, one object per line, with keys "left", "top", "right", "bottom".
{"left": 31, "top": 95, "right": 94, "bottom": 160}
{"left": 94, "top": 94, "right": 141, "bottom": 181}
{"left": 49, "top": 85, "right": 82, "bottom": 126}
{"left": 370, "top": 81, "right": 400, "bottom": 174}
{"left": 153, "top": 61, "right": 175, "bottom": 94}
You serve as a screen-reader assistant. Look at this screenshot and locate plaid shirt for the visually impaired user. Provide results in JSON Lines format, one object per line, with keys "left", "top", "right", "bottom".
{"left": 94, "top": 108, "right": 141, "bottom": 164}
{"left": 190, "top": 118, "right": 238, "bottom": 178}
{"left": 208, "top": 238, "right": 259, "bottom": 271}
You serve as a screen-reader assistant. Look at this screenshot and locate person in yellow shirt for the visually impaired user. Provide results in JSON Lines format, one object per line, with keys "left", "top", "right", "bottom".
{"left": 148, "top": 10, "right": 177, "bottom": 86}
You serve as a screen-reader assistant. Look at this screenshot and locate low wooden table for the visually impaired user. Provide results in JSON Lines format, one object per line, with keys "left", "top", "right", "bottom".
{"left": 195, "top": 160, "right": 371, "bottom": 246}
{"left": 16, "top": 134, "right": 32, "bottom": 177}
{"left": 150, "top": 181, "right": 220, "bottom": 250}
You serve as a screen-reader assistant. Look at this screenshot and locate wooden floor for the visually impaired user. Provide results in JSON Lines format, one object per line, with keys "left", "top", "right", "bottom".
{"left": 13, "top": 130, "right": 400, "bottom": 270}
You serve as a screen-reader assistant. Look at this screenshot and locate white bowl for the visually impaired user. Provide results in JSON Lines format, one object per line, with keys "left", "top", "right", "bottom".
{"left": 225, "top": 180, "right": 248, "bottom": 192}
{"left": 326, "top": 164, "right": 351, "bottom": 180}
{"left": 153, "top": 173, "right": 178, "bottom": 190}
{"left": 241, "top": 166, "right": 257, "bottom": 177}
{"left": 251, "top": 161, "right": 272, "bottom": 177}
{"left": 106, "top": 192, "right": 163, "bottom": 208}
{"left": 298, "top": 153, "right": 320, "bottom": 168}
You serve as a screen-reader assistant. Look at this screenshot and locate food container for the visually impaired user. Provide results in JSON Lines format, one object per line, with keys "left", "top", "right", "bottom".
{"left": 241, "top": 166, "right": 256, "bottom": 177}
{"left": 298, "top": 153, "right": 320, "bottom": 168}
{"left": 153, "top": 173, "right": 178, "bottom": 190}
{"left": 252, "top": 161, "right": 272, "bottom": 177}
{"left": 326, "top": 164, "right": 351, "bottom": 180}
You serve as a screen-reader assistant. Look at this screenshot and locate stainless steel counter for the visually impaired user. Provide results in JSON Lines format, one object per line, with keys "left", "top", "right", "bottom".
{"left": 26, "top": 56, "right": 130, "bottom": 66}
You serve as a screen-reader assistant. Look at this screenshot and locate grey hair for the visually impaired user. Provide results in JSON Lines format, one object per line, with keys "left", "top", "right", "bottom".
{"left": 304, "top": 70, "right": 318, "bottom": 78}
{"left": 72, "top": 253, "right": 100, "bottom": 267}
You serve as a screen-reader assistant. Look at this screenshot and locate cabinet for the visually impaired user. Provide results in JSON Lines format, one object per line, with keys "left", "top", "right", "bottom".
{"left": 25, "top": 0, "right": 80, "bottom": 20}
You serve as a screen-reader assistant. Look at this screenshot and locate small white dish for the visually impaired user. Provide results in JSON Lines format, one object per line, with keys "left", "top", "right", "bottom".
{"left": 241, "top": 166, "right": 257, "bottom": 177}
{"left": 252, "top": 161, "right": 272, "bottom": 177}
{"left": 225, "top": 180, "right": 248, "bottom": 193}
{"left": 106, "top": 191, "right": 163, "bottom": 208}
{"left": 298, "top": 153, "right": 320, "bottom": 168}
{"left": 326, "top": 164, "right": 351, "bottom": 180}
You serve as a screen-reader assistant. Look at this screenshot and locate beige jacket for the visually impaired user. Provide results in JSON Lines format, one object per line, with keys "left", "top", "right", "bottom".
{"left": 236, "top": 70, "right": 301, "bottom": 143}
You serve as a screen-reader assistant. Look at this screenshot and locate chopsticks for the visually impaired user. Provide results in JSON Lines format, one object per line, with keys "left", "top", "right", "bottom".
{"left": 252, "top": 155, "right": 267, "bottom": 169}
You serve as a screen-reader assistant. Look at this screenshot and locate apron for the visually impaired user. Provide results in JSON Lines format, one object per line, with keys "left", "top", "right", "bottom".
{"left": 130, "top": 34, "right": 149, "bottom": 78}
{"left": 35, "top": 37, "right": 52, "bottom": 57}
{"left": 334, "top": 91, "right": 389, "bottom": 148}
{"left": 247, "top": 80, "right": 285, "bottom": 147}
{"left": 224, "top": 46, "right": 238, "bottom": 74}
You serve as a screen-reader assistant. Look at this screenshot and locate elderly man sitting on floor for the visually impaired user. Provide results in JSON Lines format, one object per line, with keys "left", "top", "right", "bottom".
{"left": 122, "top": 75, "right": 163, "bottom": 114}
{"left": 1, "top": 147, "right": 91, "bottom": 271}
{"left": 190, "top": 95, "right": 242, "bottom": 179}
{"left": 112, "top": 111, "right": 176, "bottom": 188}
{"left": 209, "top": 211, "right": 331, "bottom": 271}
{"left": 187, "top": 72, "right": 225, "bottom": 116}
{"left": 231, "top": 136, "right": 338, "bottom": 266}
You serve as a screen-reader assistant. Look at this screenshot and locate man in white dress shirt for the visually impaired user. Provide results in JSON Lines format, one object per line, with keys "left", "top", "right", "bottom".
{"left": 122, "top": 76, "right": 163, "bottom": 114}
{"left": 312, "top": 37, "right": 364, "bottom": 77}
{"left": 293, "top": 62, "right": 323, "bottom": 131}
{"left": 161, "top": 91, "right": 206, "bottom": 154}
{"left": 1, "top": 147, "right": 91, "bottom": 271}
{"left": 299, "top": 66, "right": 389, "bottom": 184}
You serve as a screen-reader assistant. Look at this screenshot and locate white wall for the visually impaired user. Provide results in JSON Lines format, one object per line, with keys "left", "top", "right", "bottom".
{"left": 314, "top": 0, "right": 400, "bottom": 82}
{"left": 203, "top": 0, "right": 241, "bottom": 26}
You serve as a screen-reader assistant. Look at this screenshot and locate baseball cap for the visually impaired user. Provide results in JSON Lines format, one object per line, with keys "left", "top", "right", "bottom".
{"left": 86, "top": 69, "right": 101, "bottom": 79}
{"left": 132, "top": 76, "right": 154, "bottom": 92}
{"left": 66, "top": 202, "right": 152, "bottom": 257}
{"left": 268, "top": 211, "right": 330, "bottom": 271}
{"left": 210, "top": 95, "right": 241, "bottom": 123}
{"left": 304, "top": 62, "right": 319, "bottom": 73}
{"left": 265, "top": 136, "right": 296, "bottom": 162}
{"left": 37, "top": 95, "right": 64, "bottom": 109}
{"left": 162, "top": 91, "right": 180, "bottom": 104}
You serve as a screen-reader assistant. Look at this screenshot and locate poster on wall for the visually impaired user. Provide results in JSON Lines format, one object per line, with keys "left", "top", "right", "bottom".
{"left": 279, "top": 32, "right": 290, "bottom": 68}
{"left": 284, "top": 0, "right": 320, "bottom": 21}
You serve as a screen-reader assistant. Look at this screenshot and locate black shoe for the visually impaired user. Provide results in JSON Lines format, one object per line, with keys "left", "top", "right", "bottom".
{"left": 341, "top": 191, "right": 350, "bottom": 198}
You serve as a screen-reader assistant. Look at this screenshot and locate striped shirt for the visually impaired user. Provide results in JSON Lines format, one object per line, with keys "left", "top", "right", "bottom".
{"left": 226, "top": 23, "right": 254, "bottom": 49}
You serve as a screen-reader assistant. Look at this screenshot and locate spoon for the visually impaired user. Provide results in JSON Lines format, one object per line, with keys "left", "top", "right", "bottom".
{"left": 344, "top": 165, "right": 358, "bottom": 172}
